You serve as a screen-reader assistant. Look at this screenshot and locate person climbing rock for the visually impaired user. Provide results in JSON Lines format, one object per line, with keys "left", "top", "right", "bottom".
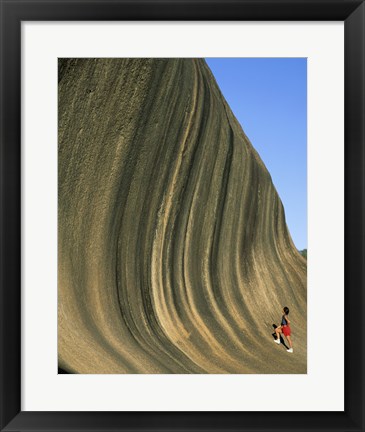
{"left": 274, "top": 306, "right": 293, "bottom": 353}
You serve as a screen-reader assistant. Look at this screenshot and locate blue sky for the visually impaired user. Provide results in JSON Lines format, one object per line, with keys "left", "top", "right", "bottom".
{"left": 205, "top": 58, "right": 307, "bottom": 251}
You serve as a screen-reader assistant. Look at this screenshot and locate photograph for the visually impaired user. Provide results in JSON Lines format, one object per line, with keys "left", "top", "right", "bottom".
{"left": 58, "top": 57, "right": 307, "bottom": 374}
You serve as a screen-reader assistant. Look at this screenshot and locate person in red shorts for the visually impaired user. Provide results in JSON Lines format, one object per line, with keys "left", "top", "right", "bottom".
{"left": 274, "top": 306, "right": 293, "bottom": 353}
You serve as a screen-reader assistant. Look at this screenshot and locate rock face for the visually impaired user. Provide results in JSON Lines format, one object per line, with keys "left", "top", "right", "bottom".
{"left": 58, "top": 58, "right": 307, "bottom": 373}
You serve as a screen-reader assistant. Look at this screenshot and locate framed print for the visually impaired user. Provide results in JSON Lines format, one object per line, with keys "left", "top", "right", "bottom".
{"left": 1, "top": 0, "right": 364, "bottom": 431}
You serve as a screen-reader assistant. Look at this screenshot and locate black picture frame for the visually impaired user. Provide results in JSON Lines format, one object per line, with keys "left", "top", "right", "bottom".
{"left": 1, "top": 1, "right": 364, "bottom": 431}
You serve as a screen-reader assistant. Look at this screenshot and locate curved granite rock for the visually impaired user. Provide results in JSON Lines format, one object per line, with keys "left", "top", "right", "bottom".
{"left": 58, "top": 58, "right": 307, "bottom": 374}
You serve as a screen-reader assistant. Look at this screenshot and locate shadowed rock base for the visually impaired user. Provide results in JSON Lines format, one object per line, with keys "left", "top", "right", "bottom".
{"left": 58, "top": 58, "right": 307, "bottom": 374}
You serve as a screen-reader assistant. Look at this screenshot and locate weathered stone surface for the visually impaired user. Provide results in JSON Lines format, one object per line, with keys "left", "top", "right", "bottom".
{"left": 58, "top": 58, "right": 307, "bottom": 373}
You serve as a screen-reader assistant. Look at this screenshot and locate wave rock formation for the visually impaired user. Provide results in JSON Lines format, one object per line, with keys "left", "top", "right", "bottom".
{"left": 58, "top": 58, "right": 307, "bottom": 374}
